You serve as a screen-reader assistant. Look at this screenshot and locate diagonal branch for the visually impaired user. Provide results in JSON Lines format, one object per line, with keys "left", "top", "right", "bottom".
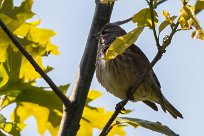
{"left": 0, "top": 19, "right": 71, "bottom": 108}
{"left": 99, "top": 49, "right": 162, "bottom": 136}
{"left": 58, "top": 1, "right": 115, "bottom": 136}
{"left": 149, "top": 0, "right": 161, "bottom": 49}
{"left": 113, "top": 16, "right": 133, "bottom": 25}
{"left": 111, "top": 0, "right": 169, "bottom": 26}
{"left": 99, "top": 12, "right": 180, "bottom": 136}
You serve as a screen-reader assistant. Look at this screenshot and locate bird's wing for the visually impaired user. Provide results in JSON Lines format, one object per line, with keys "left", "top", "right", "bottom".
{"left": 129, "top": 45, "right": 166, "bottom": 111}
{"left": 129, "top": 44, "right": 161, "bottom": 88}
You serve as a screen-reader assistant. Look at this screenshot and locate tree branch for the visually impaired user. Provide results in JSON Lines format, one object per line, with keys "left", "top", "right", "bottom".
{"left": 110, "top": 0, "right": 169, "bottom": 26}
{"left": 99, "top": 12, "right": 180, "bottom": 136}
{"left": 149, "top": 0, "right": 161, "bottom": 49}
{"left": 0, "top": 19, "right": 71, "bottom": 108}
{"left": 113, "top": 16, "right": 133, "bottom": 25}
{"left": 155, "top": 0, "right": 168, "bottom": 8}
{"left": 58, "top": 1, "right": 115, "bottom": 136}
{"left": 0, "top": 129, "right": 11, "bottom": 136}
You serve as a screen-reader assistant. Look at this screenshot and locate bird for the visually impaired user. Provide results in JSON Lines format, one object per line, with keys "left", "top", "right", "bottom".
{"left": 95, "top": 23, "right": 183, "bottom": 119}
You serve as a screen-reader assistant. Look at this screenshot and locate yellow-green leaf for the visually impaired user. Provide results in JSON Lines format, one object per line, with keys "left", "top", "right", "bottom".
{"left": 0, "top": 63, "right": 9, "bottom": 88}
{"left": 0, "top": 0, "right": 59, "bottom": 81}
{"left": 179, "top": 4, "right": 204, "bottom": 41}
{"left": 159, "top": 15, "right": 177, "bottom": 33}
{"left": 78, "top": 90, "right": 126, "bottom": 136}
{"left": 103, "top": 27, "right": 144, "bottom": 61}
{"left": 80, "top": 108, "right": 125, "bottom": 136}
{"left": 13, "top": 102, "right": 60, "bottom": 136}
{"left": 153, "top": 0, "right": 158, "bottom": 7}
{"left": 163, "top": 10, "right": 174, "bottom": 24}
{"left": 179, "top": 5, "right": 201, "bottom": 30}
{"left": 0, "top": 122, "right": 26, "bottom": 136}
{"left": 195, "top": 0, "right": 204, "bottom": 14}
{"left": 192, "top": 29, "right": 204, "bottom": 40}
{"left": 10, "top": 85, "right": 64, "bottom": 135}
{"left": 117, "top": 117, "right": 179, "bottom": 136}
{"left": 100, "top": 0, "right": 115, "bottom": 4}
{"left": 0, "top": 113, "right": 6, "bottom": 123}
{"left": 132, "top": 8, "right": 158, "bottom": 28}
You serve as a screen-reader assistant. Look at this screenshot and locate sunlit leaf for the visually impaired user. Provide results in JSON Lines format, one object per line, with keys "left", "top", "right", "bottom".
{"left": 10, "top": 85, "right": 64, "bottom": 135}
{"left": 100, "top": 0, "right": 116, "bottom": 4}
{"left": 179, "top": 5, "right": 201, "bottom": 30}
{"left": 103, "top": 27, "right": 144, "bottom": 61}
{"left": 153, "top": 0, "right": 158, "bottom": 7}
{"left": 159, "top": 14, "right": 177, "bottom": 33}
{"left": 132, "top": 8, "right": 158, "bottom": 28}
{"left": 0, "top": 0, "right": 59, "bottom": 82}
{"left": 163, "top": 10, "right": 174, "bottom": 24}
{"left": 0, "top": 63, "right": 9, "bottom": 88}
{"left": 78, "top": 90, "right": 126, "bottom": 135}
{"left": 44, "top": 66, "right": 54, "bottom": 73}
{"left": 80, "top": 107, "right": 125, "bottom": 136}
{"left": 192, "top": 29, "right": 204, "bottom": 40}
{"left": 0, "top": 122, "right": 26, "bottom": 136}
{"left": 0, "top": 113, "right": 6, "bottom": 123}
{"left": 179, "top": 4, "right": 204, "bottom": 41}
{"left": 117, "top": 117, "right": 179, "bottom": 136}
{"left": 58, "top": 83, "right": 70, "bottom": 94}
{"left": 194, "top": 0, "right": 204, "bottom": 14}
{"left": 0, "top": 0, "right": 64, "bottom": 135}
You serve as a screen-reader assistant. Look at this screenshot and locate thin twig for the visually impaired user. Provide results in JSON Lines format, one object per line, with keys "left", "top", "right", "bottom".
{"left": 111, "top": 0, "right": 169, "bottom": 26}
{"left": 0, "top": 19, "right": 71, "bottom": 108}
{"left": 99, "top": 13, "right": 180, "bottom": 136}
{"left": 99, "top": 50, "right": 162, "bottom": 136}
{"left": 112, "top": 16, "right": 133, "bottom": 25}
{"left": 160, "top": 22, "right": 179, "bottom": 52}
{"left": 149, "top": 0, "right": 161, "bottom": 49}
{"left": 155, "top": 0, "right": 168, "bottom": 8}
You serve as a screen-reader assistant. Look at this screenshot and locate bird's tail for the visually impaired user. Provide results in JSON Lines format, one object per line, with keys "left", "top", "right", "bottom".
{"left": 162, "top": 96, "right": 183, "bottom": 119}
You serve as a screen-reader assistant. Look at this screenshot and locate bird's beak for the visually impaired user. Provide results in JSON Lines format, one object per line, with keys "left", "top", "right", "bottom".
{"left": 93, "top": 31, "right": 101, "bottom": 40}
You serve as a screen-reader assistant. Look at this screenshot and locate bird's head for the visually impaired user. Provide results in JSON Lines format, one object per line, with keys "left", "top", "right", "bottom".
{"left": 96, "top": 23, "right": 126, "bottom": 57}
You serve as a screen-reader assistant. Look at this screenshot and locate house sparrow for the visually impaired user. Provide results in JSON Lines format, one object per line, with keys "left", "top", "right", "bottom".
{"left": 95, "top": 23, "right": 183, "bottom": 119}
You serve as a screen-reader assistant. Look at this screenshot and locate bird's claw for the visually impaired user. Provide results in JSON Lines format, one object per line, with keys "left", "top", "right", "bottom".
{"left": 115, "top": 101, "right": 126, "bottom": 114}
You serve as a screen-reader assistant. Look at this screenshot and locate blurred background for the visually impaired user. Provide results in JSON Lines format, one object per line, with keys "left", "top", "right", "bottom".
{"left": 2, "top": 0, "right": 204, "bottom": 135}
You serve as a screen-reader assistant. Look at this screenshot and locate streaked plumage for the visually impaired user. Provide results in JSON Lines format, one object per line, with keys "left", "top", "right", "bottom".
{"left": 96, "top": 23, "right": 183, "bottom": 119}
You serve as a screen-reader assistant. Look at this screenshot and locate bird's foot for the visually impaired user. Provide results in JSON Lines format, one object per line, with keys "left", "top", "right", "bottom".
{"left": 115, "top": 101, "right": 126, "bottom": 114}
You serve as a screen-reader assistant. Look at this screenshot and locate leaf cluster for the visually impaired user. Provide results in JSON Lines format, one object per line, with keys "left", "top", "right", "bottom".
{"left": 102, "top": 0, "right": 204, "bottom": 61}
{"left": 0, "top": 0, "right": 126, "bottom": 135}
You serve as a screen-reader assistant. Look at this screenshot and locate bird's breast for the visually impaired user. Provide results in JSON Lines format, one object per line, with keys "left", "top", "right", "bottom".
{"left": 96, "top": 53, "right": 156, "bottom": 102}
{"left": 97, "top": 54, "right": 141, "bottom": 99}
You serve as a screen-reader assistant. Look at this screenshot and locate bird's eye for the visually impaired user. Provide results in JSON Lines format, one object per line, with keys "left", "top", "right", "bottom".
{"left": 101, "top": 28, "right": 110, "bottom": 35}
{"left": 101, "top": 30, "right": 106, "bottom": 35}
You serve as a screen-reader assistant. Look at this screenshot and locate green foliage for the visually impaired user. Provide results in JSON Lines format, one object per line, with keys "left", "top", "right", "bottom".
{"left": 132, "top": 8, "right": 158, "bottom": 29}
{"left": 79, "top": 89, "right": 125, "bottom": 136}
{"left": 195, "top": 0, "right": 204, "bottom": 14}
{"left": 1, "top": 0, "right": 204, "bottom": 135}
{"left": 103, "top": 0, "right": 204, "bottom": 63}
{"left": 0, "top": 122, "right": 26, "bottom": 136}
{"left": 103, "top": 27, "right": 144, "bottom": 60}
{"left": 100, "top": 0, "right": 116, "bottom": 4}
{"left": 0, "top": 113, "right": 25, "bottom": 136}
{"left": 0, "top": 1, "right": 126, "bottom": 135}
{"left": 99, "top": 0, "right": 204, "bottom": 135}
{"left": 0, "top": 0, "right": 60, "bottom": 135}
{"left": 159, "top": 11, "right": 177, "bottom": 33}
{"left": 117, "top": 117, "right": 179, "bottom": 136}
{"left": 179, "top": 2, "right": 204, "bottom": 40}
